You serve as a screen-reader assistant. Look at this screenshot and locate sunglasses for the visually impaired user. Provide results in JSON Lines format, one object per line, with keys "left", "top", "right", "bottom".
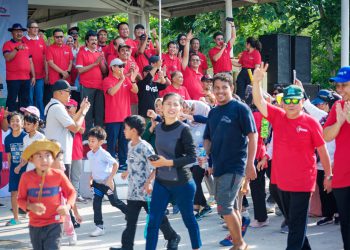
{"left": 272, "top": 92, "right": 279, "bottom": 95}
{"left": 283, "top": 98, "right": 301, "bottom": 105}
{"left": 112, "top": 64, "right": 125, "bottom": 68}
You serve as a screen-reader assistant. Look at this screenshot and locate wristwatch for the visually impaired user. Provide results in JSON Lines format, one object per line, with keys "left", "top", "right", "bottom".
{"left": 324, "top": 175, "right": 333, "bottom": 181}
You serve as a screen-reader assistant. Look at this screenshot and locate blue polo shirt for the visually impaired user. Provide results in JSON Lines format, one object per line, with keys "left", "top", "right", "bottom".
{"left": 203, "top": 99, "right": 257, "bottom": 177}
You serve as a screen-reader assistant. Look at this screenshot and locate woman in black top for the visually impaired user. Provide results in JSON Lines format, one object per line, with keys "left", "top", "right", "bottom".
{"left": 146, "top": 93, "right": 202, "bottom": 250}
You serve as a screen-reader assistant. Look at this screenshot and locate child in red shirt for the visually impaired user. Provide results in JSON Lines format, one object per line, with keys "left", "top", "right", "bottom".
{"left": 17, "top": 139, "right": 76, "bottom": 250}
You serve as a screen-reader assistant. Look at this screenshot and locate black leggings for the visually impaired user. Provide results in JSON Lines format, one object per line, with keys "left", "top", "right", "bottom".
{"left": 191, "top": 165, "right": 207, "bottom": 207}
{"left": 316, "top": 170, "right": 337, "bottom": 217}
{"left": 236, "top": 68, "right": 254, "bottom": 101}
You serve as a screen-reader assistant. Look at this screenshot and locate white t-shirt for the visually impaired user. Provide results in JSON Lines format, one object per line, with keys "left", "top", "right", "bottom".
{"left": 87, "top": 147, "right": 118, "bottom": 182}
{"left": 44, "top": 98, "right": 75, "bottom": 164}
{"left": 24, "top": 131, "right": 46, "bottom": 171}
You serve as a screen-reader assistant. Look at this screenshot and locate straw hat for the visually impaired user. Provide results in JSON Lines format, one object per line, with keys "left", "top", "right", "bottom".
{"left": 22, "top": 139, "right": 61, "bottom": 161}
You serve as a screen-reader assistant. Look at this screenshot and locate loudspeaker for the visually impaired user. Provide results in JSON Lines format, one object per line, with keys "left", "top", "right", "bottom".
{"left": 292, "top": 36, "right": 311, "bottom": 83}
{"left": 260, "top": 34, "right": 292, "bottom": 93}
{"left": 303, "top": 84, "right": 320, "bottom": 100}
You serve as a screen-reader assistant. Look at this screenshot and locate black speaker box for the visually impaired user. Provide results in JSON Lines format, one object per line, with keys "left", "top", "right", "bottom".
{"left": 291, "top": 36, "right": 312, "bottom": 83}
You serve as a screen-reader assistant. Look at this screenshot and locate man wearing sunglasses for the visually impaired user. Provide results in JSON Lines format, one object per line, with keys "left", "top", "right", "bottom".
{"left": 252, "top": 63, "right": 332, "bottom": 250}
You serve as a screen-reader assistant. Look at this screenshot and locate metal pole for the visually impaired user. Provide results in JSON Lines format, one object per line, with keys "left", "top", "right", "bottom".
{"left": 341, "top": 0, "right": 349, "bottom": 66}
{"left": 159, "top": 0, "right": 162, "bottom": 60}
{"left": 225, "top": 0, "right": 233, "bottom": 57}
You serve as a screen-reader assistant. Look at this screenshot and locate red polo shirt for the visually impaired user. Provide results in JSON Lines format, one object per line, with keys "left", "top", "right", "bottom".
{"left": 103, "top": 74, "right": 132, "bottom": 123}
{"left": 159, "top": 84, "right": 190, "bottom": 100}
{"left": 76, "top": 47, "right": 104, "bottom": 89}
{"left": 134, "top": 39, "right": 155, "bottom": 50}
{"left": 182, "top": 67, "right": 204, "bottom": 100}
{"left": 123, "top": 58, "right": 140, "bottom": 104}
{"left": 2, "top": 39, "right": 31, "bottom": 80}
{"left": 209, "top": 43, "right": 232, "bottom": 74}
{"left": 22, "top": 36, "right": 46, "bottom": 79}
{"left": 324, "top": 100, "right": 350, "bottom": 188}
{"left": 135, "top": 48, "right": 157, "bottom": 72}
{"left": 125, "top": 38, "right": 137, "bottom": 57}
{"left": 197, "top": 51, "right": 208, "bottom": 74}
{"left": 238, "top": 49, "right": 261, "bottom": 69}
{"left": 266, "top": 103, "right": 325, "bottom": 192}
{"left": 162, "top": 53, "right": 182, "bottom": 79}
{"left": 46, "top": 44, "right": 73, "bottom": 85}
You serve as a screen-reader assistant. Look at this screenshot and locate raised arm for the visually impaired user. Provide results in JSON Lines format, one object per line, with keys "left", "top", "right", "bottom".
{"left": 181, "top": 30, "right": 193, "bottom": 71}
{"left": 252, "top": 62, "right": 269, "bottom": 117}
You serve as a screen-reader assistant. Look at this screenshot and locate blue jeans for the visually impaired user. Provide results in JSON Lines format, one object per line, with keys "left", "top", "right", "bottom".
{"left": 105, "top": 122, "right": 127, "bottom": 166}
{"left": 29, "top": 78, "right": 45, "bottom": 119}
{"left": 6, "top": 80, "right": 30, "bottom": 112}
{"left": 146, "top": 179, "right": 202, "bottom": 250}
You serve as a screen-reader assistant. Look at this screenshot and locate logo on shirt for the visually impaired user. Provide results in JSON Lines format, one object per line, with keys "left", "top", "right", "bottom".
{"left": 296, "top": 126, "right": 308, "bottom": 133}
{"left": 145, "top": 85, "right": 158, "bottom": 92}
{"left": 64, "top": 51, "right": 70, "bottom": 55}
{"left": 220, "top": 116, "right": 231, "bottom": 124}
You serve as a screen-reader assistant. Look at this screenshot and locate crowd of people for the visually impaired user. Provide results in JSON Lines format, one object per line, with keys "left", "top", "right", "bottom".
{"left": 1, "top": 17, "right": 350, "bottom": 250}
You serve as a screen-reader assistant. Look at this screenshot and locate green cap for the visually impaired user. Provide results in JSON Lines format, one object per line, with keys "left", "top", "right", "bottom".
{"left": 282, "top": 85, "right": 304, "bottom": 99}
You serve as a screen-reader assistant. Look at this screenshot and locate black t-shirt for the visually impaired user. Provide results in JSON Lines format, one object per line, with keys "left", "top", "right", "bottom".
{"left": 137, "top": 72, "right": 167, "bottom": 117}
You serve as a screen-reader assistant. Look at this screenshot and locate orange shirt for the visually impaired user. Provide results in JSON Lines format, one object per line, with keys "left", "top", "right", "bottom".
{"left": 17, "top": 168, "right": 76, "bottom": 227}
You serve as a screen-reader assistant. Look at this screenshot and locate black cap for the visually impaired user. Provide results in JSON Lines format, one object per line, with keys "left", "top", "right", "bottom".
{"left": 134, "top": 24, "right": 145, "bottom": 30}
{"left": 52, "top": 80, "right": 71, "bottom": 92}
{"left": 8, "top": 23, "right": 27, "bottom": 32}
{"left": 149, "top": 56, "right": 160, "bottom": 64}
{"left": 68, "top": 26, "right": 79, "bottom": 34}
{"left": 201, "top": 74, "right": 213, "bottom": 82}
{"left": 143, "top": 65, "right": 153, "bottom": 72}
{"left": 118, "top": 43, "right": 131, "bottom": 52}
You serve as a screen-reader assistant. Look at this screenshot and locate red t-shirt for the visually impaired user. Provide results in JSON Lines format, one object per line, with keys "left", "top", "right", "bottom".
{"left": 134, "top": 39, "right": 155, "bottom": 50}
{"left": 159, "top": 84, "right": 190, "bottom": 100}
{"left": 46, "top": 44, "right": 73, "bottom": 85}
{"left": 266, "top": 103, "right": 325, "bottom": 192}
{"left": 162, "top": 53, "right": 182, "bottom": 79}
{"left": 208, "top": 43, "right": 232, "bottom": 74}
{"left": 238, "top": 49, "right": 261, "bottom": 69}
{"left": 72, "top": 120, "right": 85, "bottom": 160}
{"left": 324, "top": 100, "right": 350, "bottom": 188}
{"left": 2, "top": 39, "right": 31, "bottom": 80}
{"left": 135, "top": 48, "right": 157, "bottom": 72}
{"left": 22, "top": 36, "right": 46, "bottom": 79}
{"left": 125, "top": 38, "right": 137, "bottom": 57}
{"left": 98, "top": 44, "right": 109, "bottom": 55}
{"left": 182, "top": 67, "right": 204, "bottom": 100}
{"left": 123, "top": 58, "right": 140, "bottom": 105}
{"left": 253, "top": 111, "right": 267, "bottom": 160}
{"left": 197, "top": 51, "right": 208, "bottom": 75}
{"left": 76, "top": 47, "right": 104, "bottom": 89}
{"left": 103, "top": 75, "right": 132, "bottom": 123}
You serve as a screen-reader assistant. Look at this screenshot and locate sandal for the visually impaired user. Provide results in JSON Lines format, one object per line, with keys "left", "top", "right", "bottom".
{"left": 5, "top": 218, "right": 21, "bottom": 226}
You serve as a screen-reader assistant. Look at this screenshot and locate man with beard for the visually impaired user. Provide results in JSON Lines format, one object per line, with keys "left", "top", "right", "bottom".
{"left": 3, "top": 23, "right": 35, "bottom": 111}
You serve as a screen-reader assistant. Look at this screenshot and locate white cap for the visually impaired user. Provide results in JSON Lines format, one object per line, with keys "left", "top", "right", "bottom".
{"left": 109, "top": 58, "right": 125, "bottom": 67}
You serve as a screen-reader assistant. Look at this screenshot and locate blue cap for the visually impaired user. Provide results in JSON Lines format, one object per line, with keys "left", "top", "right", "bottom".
{"left": 329, "top": 66, "right": 350, "bottom": 83}
{"left": 8, "top": 23, "right": 27, "bottom": 32}
{"left": 311, "top": 89, "right": 342, "bottom": 105}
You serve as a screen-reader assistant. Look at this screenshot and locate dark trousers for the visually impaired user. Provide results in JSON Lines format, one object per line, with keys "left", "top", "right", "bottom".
{"left": 44, "top": 84, "right": 54, "bottom": 107}
{"left": 64, "top": 164, "right": 71, "bottom": 179}
{"left": 105, "top": 122, "right": 128, "bottom": 166}
{"left": 81, "top": 86, "right": 104, "bottom": 139}
{"left": 92, "top": 180, "right": 127, "bottom": 226}
{"left": 266, "top": 161, "right": 275, "bottom": 203}
{"left": 121, "top": 199, "right": 177, "bottom": 250}
{"left": 29, "top": 223, "right": 63, "bottom": 250}
{"left": 250, "top": 163, "right": 268, "bottom": 222}
{"left": 278, "top": 190, "right": 311, "bottom": 250}
{"left": 146, "top": 179, "right": 201, "bottom": 250}
{"left": 6, "top": 80, "right": 30, "bottom": 112}
{"left": 316, "top": 170, "right": 337, "bottom": 218}
{"left": 236, "top": 68, "right": 254, "bottom": 101}
{"left": 333, "top": 187, "right": 350, "bottom": 250}
{"left": 191, "top": 165, "right": 207, "bottom": 207}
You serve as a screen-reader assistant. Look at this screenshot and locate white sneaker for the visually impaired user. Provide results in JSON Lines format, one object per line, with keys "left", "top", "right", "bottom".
{"left": 68, "top": 233, "right": 77, "bottom": 245}
{"left": 90, "top": 226, "right": 105, "bottom": 237}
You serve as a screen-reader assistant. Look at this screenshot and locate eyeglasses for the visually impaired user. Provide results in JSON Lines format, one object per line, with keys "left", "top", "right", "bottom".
{"left": 112, "top": 64, "right": 125, "bottom": 68}
{"left": 283, "top": 98, "right": 301, "bottom": 105}
{"left": 191, "top": 59, "right": 200, "bottom": 62}
{"left": 54, "top": 36, "right": 64, "bottom": 39}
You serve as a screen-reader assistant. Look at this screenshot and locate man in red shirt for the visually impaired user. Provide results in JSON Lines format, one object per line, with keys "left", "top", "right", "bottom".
{"left": 208, "top": 21, "right": 236, "bottom": 75}
{"left": 46, "top": 28, "right": 73, "bottom": 104}
{"left": 181, "top": 31, "right": 204, "bottom": 100}
{"left": 76, "top": 30, "right": 107, "bottom": 137}
{"left": 135, "top": 31, "right": 159, "bottom": 71}
{"left": 22, "top": 20, "right": 47, "bottom": 119}
{"left": 3, "top": 23, "right": 35, "bottom": 111}
{"left": 117, "top": 22, "right": 137, "bottom": 58}
{"left": 324, "top": 66, "right": 350, "bottom": 250}
{"left": 190, "top": 38, "right": 208, "bottom": 75}
{"left": 97, "top": 28, "right": 109, "bottom": 56}
{"left": 252, "top": 63, "right": 332, "bottom": 250}
{"left": 162, "top": 41, "right": 181, "bottom": 79}
{"left": 103, "top": 58, "right": 138, "bottom": 170}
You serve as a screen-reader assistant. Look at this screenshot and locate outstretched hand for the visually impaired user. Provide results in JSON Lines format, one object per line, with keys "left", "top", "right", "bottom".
{"left": 252, "top": 62, "right": 269, "bottom": 84}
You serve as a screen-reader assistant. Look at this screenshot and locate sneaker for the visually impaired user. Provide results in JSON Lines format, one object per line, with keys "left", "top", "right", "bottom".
{"left": 250, "top": 219, "right": 269, "bottom": 228}
{"left": 334, "top": 215, "right": 340, "bottom": 225}
{"left": 317, "top": 217, "right": 333, "bottom": 226}
{"left": 68, "top": 233, "right": 77, "bottom": 246}
{"left": 167, "top": 234, "right": 181, "bottom": 250}
{"left": 76, "top": 195, "right": 87, "bottom": 203}
{"left": 194, "top": 212, "right": 202, "bottom": 221}
{"left": 90, "top": 226, "right": 105, "bottom": 237}
{"left": 241, "top": 215, "right": 251, "bottom": 237}
{"left": 5, "top": 218, "right": 21, "bottom": 226}
{"left": 266, "top": 202, "right": 275, "bottom": 214}
{"left": 199, "top": 205, "right": 212, "bottom": 217}
{"left": 0, "top": 203, "right": 5, "bottom": 208}
{"left": 219, "top": 234, "right": 233, "bottom": 247}
{"left": 172, "top": 205, "right": 180, "bottom": 215}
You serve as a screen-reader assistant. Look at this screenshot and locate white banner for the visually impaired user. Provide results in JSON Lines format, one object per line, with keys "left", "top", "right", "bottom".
{"left": 0, "top": 0, "right": 28, "bottom": 96}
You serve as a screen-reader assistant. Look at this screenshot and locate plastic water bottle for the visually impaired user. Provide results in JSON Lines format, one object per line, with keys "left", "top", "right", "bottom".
{"left": 261, "top": 118, "right": 269, "bottom": 139}
{"left": 198, "top": 144, "right": 209, "bottom": 169}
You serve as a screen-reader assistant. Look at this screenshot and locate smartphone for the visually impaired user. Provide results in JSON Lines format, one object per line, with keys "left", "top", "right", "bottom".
{"left": 293, "top": 70, "right": 297, "bottom": 83}
{"left": 148, "top": 154, "right": 160, "bottom": 161}
{"left": 226, "top": 17, "right": 234, "bottom": 22}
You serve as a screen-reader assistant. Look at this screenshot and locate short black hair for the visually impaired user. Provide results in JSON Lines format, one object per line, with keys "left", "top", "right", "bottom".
{"left": 117, "top": 22, "right": 129, "bottom": 30}
{"left": 167, "top": 41, "right": 178, "bottom": 48}
{"left": 88, "top": 126, "right": 107, "bottom": 141}
{"left": 212, "top": 73, "right": 234, "bottom": 88}
{"left": 213, "top": 31, "right": 224, "bottom": 40}
{"left": 124, "top": 115, "right": 146, "bottom": 135}
{"left": 85, "top": 30, "right": 97, "bottom": 41}
{"left": 7, "top": 111, "right": 23, "bottom": 124}
{"left": 190, "top": 37, "right": 200, "bottom": 45}
{"left": 53, "top": 28, "right": 64, "bottom": 36}
{"left": 134, "top": 24, "right": 145, "bottom": 30}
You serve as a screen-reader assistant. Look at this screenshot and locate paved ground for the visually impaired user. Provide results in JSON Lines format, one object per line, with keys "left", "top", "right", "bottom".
{"left": 0, "top": 185, "right": 344, "bottom": 250}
